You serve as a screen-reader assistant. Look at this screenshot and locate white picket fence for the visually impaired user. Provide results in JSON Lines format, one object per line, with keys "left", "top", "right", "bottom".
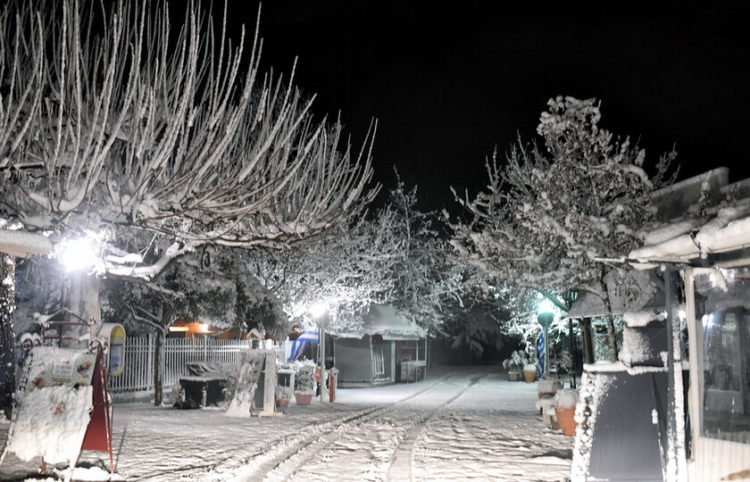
{"left": 109, "top": 335, "right": 268, "bottom": 394}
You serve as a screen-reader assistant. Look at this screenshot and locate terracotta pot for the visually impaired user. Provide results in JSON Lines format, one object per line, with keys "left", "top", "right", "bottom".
{"left": 276, "top": 398, "right": 289, "bottom": 409}
{"left": 295, "top": 392, "right": 313, "bottom": 405}
{"left": 555, "top": 406, "right": 577, "bottom": 436}
{"left": 522, "top": 369, "right": 536, "bottom": 383}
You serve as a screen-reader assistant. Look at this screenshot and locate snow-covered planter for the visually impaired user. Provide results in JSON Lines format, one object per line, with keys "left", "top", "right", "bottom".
{"left": 294, "top": 365, "right": 316, "bottom": 405}
{"left": 276, "top": 385, "right": 293, "bottom": 402}
{"left": 554, "top": 389, "right": 579, "bottom": 437}
{"left": 502, "top": 350, "right": 531, "bottom": 381}
{"left": 523, "top": 363, "right": 538, "bottom": 383}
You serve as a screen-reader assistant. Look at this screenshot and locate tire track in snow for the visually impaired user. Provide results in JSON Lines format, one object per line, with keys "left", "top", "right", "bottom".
{"left": 385, "top": 373, "right": 486, "bottom": 482}
{"left": 254, "top": 372, "right": 483, "bottom": 481}
{"left": 204, "top": 371, "right": 462, "bottom": 481}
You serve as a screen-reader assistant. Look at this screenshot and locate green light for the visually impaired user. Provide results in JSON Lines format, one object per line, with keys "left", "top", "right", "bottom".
{"left": 538, "top": 298, "right": 555, "bottom": 314}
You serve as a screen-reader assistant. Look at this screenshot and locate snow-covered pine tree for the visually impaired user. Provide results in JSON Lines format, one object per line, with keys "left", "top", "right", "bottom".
{"left": 451, "top": 97, "right": 677, "bottom": 360}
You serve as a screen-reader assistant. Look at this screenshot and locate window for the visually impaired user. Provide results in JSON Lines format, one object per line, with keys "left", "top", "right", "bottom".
{"left": 694, "top": 268, "right": 750, "bottom": 444}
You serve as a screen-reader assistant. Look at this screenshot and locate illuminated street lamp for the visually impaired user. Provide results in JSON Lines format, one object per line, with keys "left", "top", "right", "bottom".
{"left": 54, "top": 234, "right": 105, "bottom": 346}
{"left": 59, "top": 237, "right": 99, "bottom": 272}
{"left": 309, "top": 301, "right": 328, "bottom": 320}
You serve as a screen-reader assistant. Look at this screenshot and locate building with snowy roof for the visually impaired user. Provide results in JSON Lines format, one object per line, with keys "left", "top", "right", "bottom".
{"left": 332, "top": 305, "right": 427, "bottom": 387}
{"left": 570, "top": 167, "right": 750, "bottom": 481}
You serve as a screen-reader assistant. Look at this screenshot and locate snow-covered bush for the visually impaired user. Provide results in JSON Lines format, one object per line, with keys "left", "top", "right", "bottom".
{"left": 502, "top": 350, "right": 531, "bottom": 373}
{"left": 294, "top": 365, "right": 316, "bottom": 395}
{"left": 276, "top": 384, "right": 293, "bottom": 401}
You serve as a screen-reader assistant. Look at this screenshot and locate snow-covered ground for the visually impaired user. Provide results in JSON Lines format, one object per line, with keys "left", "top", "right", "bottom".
{"left": 0, "top": 366, "right": 573, "bottom": 481}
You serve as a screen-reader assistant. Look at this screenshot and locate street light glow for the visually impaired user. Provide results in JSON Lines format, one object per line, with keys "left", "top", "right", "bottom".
{"left": 310, "top": 301, "right": 328, "bottom": 319}
{"left": 538, "top": 298, "right": 556, "bottom": 314}
{"left": 59, "top": 237, "right": 99, "bottom": 272}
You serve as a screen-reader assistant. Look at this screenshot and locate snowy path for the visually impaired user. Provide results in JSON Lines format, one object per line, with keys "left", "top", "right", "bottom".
{"left": 0, "top": 366, "right": 572, "bottom": 481}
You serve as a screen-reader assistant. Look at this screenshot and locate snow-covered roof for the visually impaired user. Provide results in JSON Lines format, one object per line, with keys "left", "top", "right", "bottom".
{"left": 651, "top": 167, "right": 728, "bottom": 221}
{"left": 335, "top": 305, "right": 426, "bottom": 340}
{"left": 566, "top": 269, "right": 663, "bottom": 318}
{"left": 629, "top": 198, "right": 750, "bottom": 265}
{"left": 566, "top": 289, "right": 664, "bottom": 318}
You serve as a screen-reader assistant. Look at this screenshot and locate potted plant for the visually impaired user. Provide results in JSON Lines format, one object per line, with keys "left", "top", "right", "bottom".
{"left": 554, "top": 388, "right": 579, "bottom": 436}
{"left": 523, "top": 360, "right": 538, "bottom": 383}
{"left": 502, "top": 350, "right": 528, "bottom": 381}
{"left": 294, "top": 365, "right": 316, "bottom": 405}
{"left": 276, "top": 384, "right": 293, "bottom": 408}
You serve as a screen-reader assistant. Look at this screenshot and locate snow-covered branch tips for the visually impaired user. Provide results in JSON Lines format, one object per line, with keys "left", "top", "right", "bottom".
{"left": 0, "top": 0, "right": 379, "bottom": 281}
{"left": 449, "top": 96, "right": 678, "bottom": 359}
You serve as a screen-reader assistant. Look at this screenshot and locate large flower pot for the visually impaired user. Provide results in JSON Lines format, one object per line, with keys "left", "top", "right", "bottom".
{"left": 295, "top": 392, "right": 313, "bottom": 405}
{"left": 554, "top": 389, "right": 579, "bottom": 436}
{"left": 522, "top": 369, "right": 536, "bottom": 383}
{"left": 555, "top": 406, "right": 577, "bottom": 436}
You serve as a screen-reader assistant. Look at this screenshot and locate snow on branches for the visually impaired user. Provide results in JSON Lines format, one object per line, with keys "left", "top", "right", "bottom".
{"left": 244, "top": 214, "right": 402, "bottom": 334}
{"left": 385, "top": 177, "right": 464, "bottom": 332}
{"left": 0, "top": 0, "right": 378, "bottom": 282}
{"left": 244, "top": 177, "right": 465, "bottom": 335}
{"left": 450, "top": 96, "right": 677, "bottom": 359}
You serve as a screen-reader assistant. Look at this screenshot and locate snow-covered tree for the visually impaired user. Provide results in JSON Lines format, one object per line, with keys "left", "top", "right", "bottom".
{"left": 0, "top": 0, "right": 377, "bottom": 332}
{"left": 245, "top": 176, "right": 465, "bottom": 336}
{"left": 438, "top": 283, "right": 515, "bottom": 359}
{"left": 450, "top": 97, "right": 677, "bottom": 359}
{"left": 385, "top": 177, "right": 463, "bottom": 332}
{"left": 247, "top": 209, "right": 403, "bottom": 333}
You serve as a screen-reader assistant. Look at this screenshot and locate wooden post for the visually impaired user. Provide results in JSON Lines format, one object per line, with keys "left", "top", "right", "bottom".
{"left": 0, "top": 255, "right": 15, "bottom": 418}
{"left": 260, "top": 350, "right": 277, "bottom": 416}
{"left": 319, "top": 326, "right": 326, "bottom": 402}
{"left": 391, "top": 341, "right": 396, "bottom": 382}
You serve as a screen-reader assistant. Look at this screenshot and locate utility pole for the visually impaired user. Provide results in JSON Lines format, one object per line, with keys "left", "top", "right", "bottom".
{"left": 319, "top": 322, "right": 326, "bottom": 402}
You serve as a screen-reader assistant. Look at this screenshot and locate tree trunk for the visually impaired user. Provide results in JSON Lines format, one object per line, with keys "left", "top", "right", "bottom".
{"left": 0, "top": 255, "right": 16, "bottom": 417}
{"left": 65, "top": 272, "right": 101, "bottom": 347}
{"left": 154, "top": 329, "right": 165, "bottom": 406}
{"left": 599, "top": 272, "right": 619, "bottom": 361}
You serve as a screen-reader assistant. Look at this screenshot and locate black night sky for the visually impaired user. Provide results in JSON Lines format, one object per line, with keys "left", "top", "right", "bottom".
{"left": 231, "top": 1, "right": 750, "bottom": 213}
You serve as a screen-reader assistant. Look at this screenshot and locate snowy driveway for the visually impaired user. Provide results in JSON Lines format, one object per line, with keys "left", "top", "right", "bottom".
{"left": 0, "top": 366, "right": 572, "bottom": 481}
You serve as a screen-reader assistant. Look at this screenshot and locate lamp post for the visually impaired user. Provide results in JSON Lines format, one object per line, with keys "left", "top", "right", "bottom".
{"left": 537, "top": 311, "right": 554, "bottom": 379}
{"left": 310, "top": 302, "right": 328, "bottom": 402}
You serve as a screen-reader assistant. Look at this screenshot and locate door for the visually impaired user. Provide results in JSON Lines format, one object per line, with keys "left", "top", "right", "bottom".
{"left": 686, "top": 267, "right": 750, "bottom": 481}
